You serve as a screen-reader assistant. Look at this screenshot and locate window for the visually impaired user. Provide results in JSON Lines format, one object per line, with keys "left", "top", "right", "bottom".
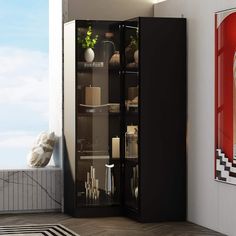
{"left": 0, "top": 1, "right": 49, "bottom": 168}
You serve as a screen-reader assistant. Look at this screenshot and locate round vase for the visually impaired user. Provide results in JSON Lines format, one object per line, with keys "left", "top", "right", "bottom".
{"left": 134, "top": 49, "right": 139, "bottom": 64}
{"left": 84, "top": 48, "right": 95, "bottom": 63}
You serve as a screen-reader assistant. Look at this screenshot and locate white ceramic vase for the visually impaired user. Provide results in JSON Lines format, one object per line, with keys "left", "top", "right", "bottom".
{"left": 84, "top": 48, "right": 95, "bottom": 63}
{"left": 134, "top": 49, "right": 139, "bottom": 64}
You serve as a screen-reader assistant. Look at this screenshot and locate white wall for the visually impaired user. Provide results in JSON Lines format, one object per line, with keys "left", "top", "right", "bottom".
{"left": 155, "top": 1, "right": 236, "bottom": 235}
{"left": 67, "top": 0, "right": 154, "bottom": 21}
{"left": 49, "top": 0, "right": 64, "bottom": 167}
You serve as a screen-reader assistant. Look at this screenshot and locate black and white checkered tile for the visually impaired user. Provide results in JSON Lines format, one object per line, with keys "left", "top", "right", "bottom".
{"left": 216, "top": 148, "right": 236, "bottom": 184}
{"left": 0, "top": 224, "right": 79, "bottom": 236}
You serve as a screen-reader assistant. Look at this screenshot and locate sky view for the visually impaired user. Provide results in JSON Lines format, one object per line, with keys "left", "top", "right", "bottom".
{"left": 0, "top": 0, "right": 49, "bottom": 168}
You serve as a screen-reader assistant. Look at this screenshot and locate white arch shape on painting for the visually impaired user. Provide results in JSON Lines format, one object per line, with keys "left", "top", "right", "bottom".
{"left": 216, "top": 9, "right": 236, "bottom": 28}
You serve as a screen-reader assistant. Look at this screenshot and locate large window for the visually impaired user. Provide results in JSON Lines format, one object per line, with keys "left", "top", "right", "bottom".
{"left": 0, "top": 1, "right": 49, "bottom": 168}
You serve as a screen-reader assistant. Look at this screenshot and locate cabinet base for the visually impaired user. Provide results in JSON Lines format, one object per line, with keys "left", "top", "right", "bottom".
{"left": 69, "top": 206, "right": 122, "bottom": 218}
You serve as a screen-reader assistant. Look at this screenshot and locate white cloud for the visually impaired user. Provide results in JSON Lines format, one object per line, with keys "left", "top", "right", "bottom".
{"left": 0, "top": 47, "right": 49, "bottom": 151}
{"left": 0, "top": 47, "right": 49, "bottom": 118}
{"left": 0, "top": 131, "right": 35, "bottom": 148}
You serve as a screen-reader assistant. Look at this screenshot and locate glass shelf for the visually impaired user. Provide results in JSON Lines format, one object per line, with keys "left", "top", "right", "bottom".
{"left": 78, "top": 61, "right": 104, "bottom": 69}
{"left": 80, "top": 155, "right": 110, "bottom": 160}
{"left": 77, "top": 189, "right": 120, "bottom": 207}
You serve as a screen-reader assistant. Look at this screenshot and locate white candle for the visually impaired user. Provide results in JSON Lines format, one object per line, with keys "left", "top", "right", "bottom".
{"left": 92, "top": 167, "right": 95, "bottom": 179}
{"left": 112, "top": 137, "right": 120, "bottom": 158}
{"left": 85, "top": 86, "right": 101, "bottom": 105}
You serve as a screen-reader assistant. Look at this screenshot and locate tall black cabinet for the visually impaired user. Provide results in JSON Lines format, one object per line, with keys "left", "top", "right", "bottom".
{"left": 64, "top": 17, "right": 186, "bottom": 222}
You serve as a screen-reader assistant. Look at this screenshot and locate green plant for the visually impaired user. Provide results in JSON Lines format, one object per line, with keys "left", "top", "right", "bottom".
{"left": 78, "top": 26, "right": 99, "bottom": 49}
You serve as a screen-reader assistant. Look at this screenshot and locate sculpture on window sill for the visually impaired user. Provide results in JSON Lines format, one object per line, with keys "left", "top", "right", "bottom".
{"left": 27, "top": 131, "right": 56, "bottom": 167}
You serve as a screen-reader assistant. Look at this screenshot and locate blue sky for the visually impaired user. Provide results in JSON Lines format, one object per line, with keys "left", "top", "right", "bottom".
{"left": 0, "top": 0, "right": 48, "bottom": 52}
{"left": 0, "top": 1, "right": 49, "bottom": 168}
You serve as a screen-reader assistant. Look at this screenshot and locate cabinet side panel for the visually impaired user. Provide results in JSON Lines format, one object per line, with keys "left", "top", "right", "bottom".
{"left": 139, "top": 18, "right": 186, "bottom": 222}
{"left": 64, "top": 21, "right": 76, "bottom": 213}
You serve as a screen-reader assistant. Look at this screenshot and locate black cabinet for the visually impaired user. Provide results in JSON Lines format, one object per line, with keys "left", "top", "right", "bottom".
{"left": 64, "top": 17, "right": 186, "bottom": 222}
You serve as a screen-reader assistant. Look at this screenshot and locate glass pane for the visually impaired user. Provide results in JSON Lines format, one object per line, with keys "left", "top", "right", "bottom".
{"left": 0, "top": 1, "right": 49, "bottom": 168}
{"left": 76, "top": 21, "right": 121, "bottom": 207}
{"left": 124, "top": 20, "right": 139, "bottom": 211}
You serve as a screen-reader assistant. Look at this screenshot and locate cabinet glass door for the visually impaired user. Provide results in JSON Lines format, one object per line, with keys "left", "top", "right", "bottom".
{"left": 123, "top": 19, "right": 139, "bottom": 211}
{"left": 76, "top": 21, "right": 121, "bottom": 207}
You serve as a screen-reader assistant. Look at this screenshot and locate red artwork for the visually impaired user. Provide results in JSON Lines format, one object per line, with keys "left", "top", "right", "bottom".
{"left": 215, "top": 9, "right": 236, "bottom": 184}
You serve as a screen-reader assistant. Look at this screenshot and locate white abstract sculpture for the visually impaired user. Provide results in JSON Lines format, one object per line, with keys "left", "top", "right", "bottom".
{"left": 27, "top": 132, "right": 56, "bottom": 167}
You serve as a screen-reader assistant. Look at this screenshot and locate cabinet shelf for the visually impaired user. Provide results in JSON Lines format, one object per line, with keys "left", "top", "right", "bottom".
{"left": 125, "top": 70, "right": 139, "bottom": 75}
{"left": 77, "top": 62, "right": 121, "bottom": 74}
{"left": 79, "top": 155, "right": 110, "bottom": 160}
{"left": 78, "top": 104, "right": 120, "bottom": 116}
{"left": 78, "top": 61, "right": 104, "bottom": 69}
{"left": 78, "top": 112, "right": 120, "bottom": 117}
{"left": 77, "top": 190, "right": 119, "bottom": 207}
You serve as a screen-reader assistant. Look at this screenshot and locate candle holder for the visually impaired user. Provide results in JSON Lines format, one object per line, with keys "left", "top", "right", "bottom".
{"left": 125, "top": 126, "right": 138, "bottom": 158}
{"left": 85, "top": 166, "right": 100, "bottom": 202}
{"left": 105, "top": 164, "right": 115, "bottom": 196}
{"left": 130, "top": 164, "right": 139, "bottom": 200}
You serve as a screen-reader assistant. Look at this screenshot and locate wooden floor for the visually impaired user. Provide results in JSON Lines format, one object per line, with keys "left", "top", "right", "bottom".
{"left": 0, "top": 213, "right": 224, "bottom": 236}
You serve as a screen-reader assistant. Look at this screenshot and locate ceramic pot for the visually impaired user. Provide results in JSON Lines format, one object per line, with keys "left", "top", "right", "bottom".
{"left": 134, "top": 49, "right": 139, "bottom": 64}
{"left": 84, "top": 48, "right": 95, "bottom": 63}
{"left": 109, "top": 51, "right": 120, "bottom": 67}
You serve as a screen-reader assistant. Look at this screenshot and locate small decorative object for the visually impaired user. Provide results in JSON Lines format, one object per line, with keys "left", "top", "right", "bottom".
{"left": 127, "top": 125, "right": 138, "bottom": 133}
{"left": 126, "top": 126, "right": 138, "bottom": 158}
{"left": 78, "top": 26, "right": 99, "bottom": 62}
{"left": 85, "top": 166, "right": 100, "bottom": 201}
{"left": 109, "top": 51, "right": 120, "bottom": 67}
{"left": 108, "top": 103, "right": 120, "bottom": 113}
{"left": 128, "top": 86, "right": 139, "bottom": 100}
{"left": 131, "top": 165, "right": 139, "bottom": 199}
{"left": 105, "top": 164, "right": 115, "bottom": 195}
{"left": 101, "top": 32, "right": 115, "bottom": 63}
{"left": 126, "top": 95, "right": 139, "bottom": 112}
{"left": 112, "top": 136, "right": 120, "bottom": 158}
{"left": 85, "top": 85, "right": 101, "bottom": 105}
{"left": 84, "top": 48, "right": 95, "bottom": 63}
{"left": 126, "top": 62, "right": 138, "bottom": 69}
{"left": 134, "top": 49, "right": 139, "bottom": 64}
{"left": 27, "top": 131, "right": 56, "bottom": 167}
{"left": 130, "top": 29, "right": 139, "bottom": 64}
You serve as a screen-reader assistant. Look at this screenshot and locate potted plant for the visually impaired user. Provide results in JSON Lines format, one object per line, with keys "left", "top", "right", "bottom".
{"left": 130, "top": 29, "right": 139, "bottom": 64}
{"left": 78, "top": 26, "right": 99, "bottom": 63}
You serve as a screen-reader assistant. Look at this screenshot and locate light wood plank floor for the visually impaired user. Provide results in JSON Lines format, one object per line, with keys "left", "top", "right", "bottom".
{"left": 0, "top": 213, "right": 224, "bottom": 236}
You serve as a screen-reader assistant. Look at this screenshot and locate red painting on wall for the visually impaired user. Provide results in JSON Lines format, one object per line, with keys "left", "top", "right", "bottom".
{"left": 215, "top": 8, "right": 236, "bottom": 184}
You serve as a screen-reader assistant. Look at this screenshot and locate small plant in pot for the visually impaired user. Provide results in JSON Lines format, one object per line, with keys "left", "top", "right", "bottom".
{"left": 130, "top": 29, "right": 139, "bottom": 64}
{"left": 78, "top": 26, "right": 99, "bottom": 63}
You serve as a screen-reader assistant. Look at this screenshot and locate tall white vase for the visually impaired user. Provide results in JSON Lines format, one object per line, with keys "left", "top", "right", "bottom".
{"left": 84, "top": 48, "right": 95, "bottom": 63}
